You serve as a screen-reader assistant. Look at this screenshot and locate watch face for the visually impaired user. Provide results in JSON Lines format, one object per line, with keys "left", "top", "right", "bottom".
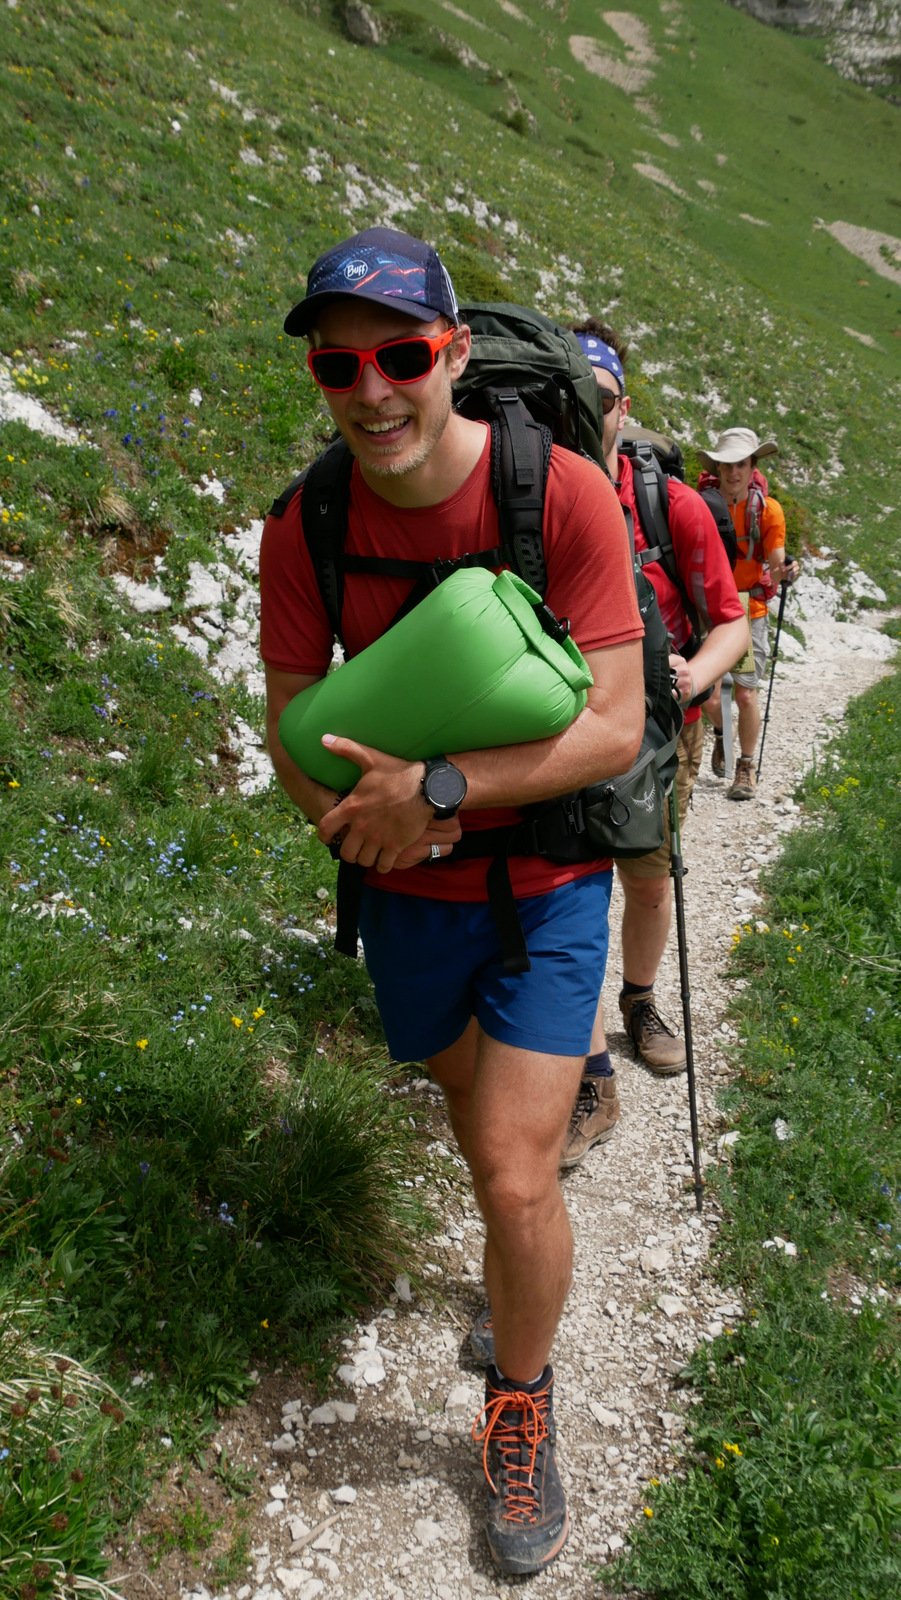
{"left": 426, "top": 762, "right": 466, "bottom": 810}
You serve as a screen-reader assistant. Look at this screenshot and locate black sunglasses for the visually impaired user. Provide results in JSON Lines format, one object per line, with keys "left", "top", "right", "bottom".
{"left": 598, "top": 390, "right": 620, "bottom": 416}
{"left": 307, "top": 329, "right": 456, "bottom": 392}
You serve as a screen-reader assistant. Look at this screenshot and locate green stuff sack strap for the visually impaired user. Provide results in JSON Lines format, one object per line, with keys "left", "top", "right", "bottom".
{"left": 277, "top": 567, "right": 591, "bottom": 790}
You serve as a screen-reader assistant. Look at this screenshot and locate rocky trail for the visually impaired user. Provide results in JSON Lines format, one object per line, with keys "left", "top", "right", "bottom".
{"left": 116, "top": 595, "right": 895, "bottom": 1600}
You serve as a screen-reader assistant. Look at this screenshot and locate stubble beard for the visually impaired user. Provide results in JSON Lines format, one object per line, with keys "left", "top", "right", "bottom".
{"left": 359, "top": 385, "right": 453, "bottom": 481}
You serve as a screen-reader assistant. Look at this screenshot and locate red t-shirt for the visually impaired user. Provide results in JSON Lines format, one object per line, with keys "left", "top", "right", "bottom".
{"left": 260, "top": 425, "right": 644, "bottom": 900}
{"left": 615, "top": 454, "right": 745, "bottom": 725}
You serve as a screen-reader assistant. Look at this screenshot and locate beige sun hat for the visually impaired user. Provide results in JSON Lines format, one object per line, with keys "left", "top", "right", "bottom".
{"left": 698, "top": 426, "right": 778, "bottom": 466}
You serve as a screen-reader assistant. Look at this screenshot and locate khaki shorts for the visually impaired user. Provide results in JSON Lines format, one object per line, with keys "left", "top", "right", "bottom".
{"left": 733, "top": 613, "right": 769, "bottom": 690}
{"left": 618, "top": 719, "right": 704, "bottom": 880}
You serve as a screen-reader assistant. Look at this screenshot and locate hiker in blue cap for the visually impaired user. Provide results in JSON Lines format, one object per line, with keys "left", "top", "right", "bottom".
{"left": 260, "top": 229, "right": 646, "bottom": 1575}
{"left": 562, "top": 319, "right": 748, "bottom": 1165}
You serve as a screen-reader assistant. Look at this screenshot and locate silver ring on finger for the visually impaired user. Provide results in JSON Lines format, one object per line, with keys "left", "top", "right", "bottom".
{"left": 429, "top": 843, "right": 442, "bottom": 861}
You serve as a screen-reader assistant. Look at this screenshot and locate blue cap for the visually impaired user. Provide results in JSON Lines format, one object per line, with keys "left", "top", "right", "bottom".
{"left": 285, "top": 227, "right": 459, "bottom": 337}
{"left": 572, "top": 332, "right": 624, "bottom": 392}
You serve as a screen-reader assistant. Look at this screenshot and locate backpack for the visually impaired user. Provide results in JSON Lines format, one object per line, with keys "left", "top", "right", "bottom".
{"left": 617, "top": 432, "right": 737, "bottom": 706}
{"left": 269, "top": 309, "right": 682, "bottom": 971}
{"left": 453, "top": 301, "right": 607, "bottom": 468}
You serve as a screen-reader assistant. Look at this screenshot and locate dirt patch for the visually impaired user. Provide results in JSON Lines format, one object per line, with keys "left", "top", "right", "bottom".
{"left": 818, "top": 219, "right": 901, "bottom": 286}
{"left": 569, "top": 13, "right": 657, "bottom": 96}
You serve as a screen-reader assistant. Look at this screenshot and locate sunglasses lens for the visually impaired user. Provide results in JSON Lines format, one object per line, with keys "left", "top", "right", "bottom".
{"left": 599, "top": 392, "right": 618, "bottom": 415}
{"left": 377, "top": 339, "right": 433, "bottom": 383}
{"left": 310, "top": 350, "right": 360, "bottom": 390}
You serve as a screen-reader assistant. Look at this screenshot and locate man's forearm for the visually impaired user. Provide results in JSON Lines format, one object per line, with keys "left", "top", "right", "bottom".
{"left": 685, "top": 616, "right": 751, "bottom": 699}
{"left": 268, "top": 736, "right": 339, "bottom": 825}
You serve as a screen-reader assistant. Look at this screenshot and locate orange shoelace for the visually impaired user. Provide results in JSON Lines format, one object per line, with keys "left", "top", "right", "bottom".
{"left": 472, "top": 1382, "right": 551, "bottom": 1521}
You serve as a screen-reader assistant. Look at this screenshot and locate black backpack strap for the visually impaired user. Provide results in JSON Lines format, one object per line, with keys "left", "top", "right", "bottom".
{"left": 489, "top": 392, "right": 552, "bottom": 596}
{"left": 299, "top": 438, "right": 356, "bottom": 642}
{"left": 628, "top": 443, "right": 675, "bottom": 577}
{"left": 630, "top": 444, "right": 705, "bottom": 652}
{"left": 334, "top": 860, "right": 367, "bottom": 959}
{"left": 269, "top": 471, "right": 307, "bottom": 519}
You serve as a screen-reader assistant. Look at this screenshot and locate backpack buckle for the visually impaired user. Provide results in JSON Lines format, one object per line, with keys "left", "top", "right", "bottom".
{"left": 429, "top": 555, "right": 465, "bottom": 588}
{"left": 533, "top": 600, "right": 571, "bottom": 643}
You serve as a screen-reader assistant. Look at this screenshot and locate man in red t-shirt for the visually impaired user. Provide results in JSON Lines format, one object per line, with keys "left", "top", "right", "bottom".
{"left": 260, "top": 229, "right": 645, "bottom": 1577}
{"left": 564, "top": 321, "right": 748, "bottom": 1165}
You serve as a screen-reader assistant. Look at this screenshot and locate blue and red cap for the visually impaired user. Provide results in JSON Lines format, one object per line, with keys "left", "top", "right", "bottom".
{"left": 285, "top": 227, "right": 459, "bottom": 337}
{"left": 572, "top": 332, "right": 624, "bottom": 392}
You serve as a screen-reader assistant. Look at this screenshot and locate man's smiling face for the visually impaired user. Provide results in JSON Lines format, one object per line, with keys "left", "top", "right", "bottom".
{"left": 310, "top": 300, "right": 466, "bottom": 486}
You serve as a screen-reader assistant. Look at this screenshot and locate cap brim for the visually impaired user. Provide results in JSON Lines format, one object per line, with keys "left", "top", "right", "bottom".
{"left": 284, "top": 289, "right": 445, "bottom": 338}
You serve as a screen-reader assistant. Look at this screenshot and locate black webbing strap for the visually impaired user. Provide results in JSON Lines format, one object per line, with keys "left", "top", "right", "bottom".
{"left": 334, "top": 860, "right": 366, "bottom": 959}
{"left": 490, "top": 398, "right": 550, "bottom": 595}
{"left": 297, "top": 439, "right": 354, "bottom": 642}
{"left": 630, "top": 449, "right": 704, "bottom": 655}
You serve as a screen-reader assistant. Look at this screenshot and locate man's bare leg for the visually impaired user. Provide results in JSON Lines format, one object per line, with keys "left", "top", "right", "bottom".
{"left": 620, "top": 872, "right": 671, "bottom": 986}
{"left": 735, "top": 683, "right": 761, "bottom": 759}
{"left": 427, "top": 1023, "right": 582, "bottom": 1382}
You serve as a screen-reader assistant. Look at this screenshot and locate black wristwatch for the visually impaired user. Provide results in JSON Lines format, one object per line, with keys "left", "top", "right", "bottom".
{"left": 421, "top": 757, "right": 468, "bottom": 819}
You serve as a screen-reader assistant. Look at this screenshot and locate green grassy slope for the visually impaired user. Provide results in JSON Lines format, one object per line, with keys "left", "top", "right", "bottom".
{"left": 1, "top": 0, "right": 899, "bottom": 598}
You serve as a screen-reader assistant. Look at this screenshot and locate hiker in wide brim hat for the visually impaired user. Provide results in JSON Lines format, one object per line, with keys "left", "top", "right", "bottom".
{"left": 695, "top": 424, "right": 799, "bottom": 801}
{"left": 698, "top": 426, "right": 778, "bottom": 467}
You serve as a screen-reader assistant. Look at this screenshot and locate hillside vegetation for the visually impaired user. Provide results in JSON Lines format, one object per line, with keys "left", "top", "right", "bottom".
{"left": 0, "top": 1, "right": 898, "bottom": 1596}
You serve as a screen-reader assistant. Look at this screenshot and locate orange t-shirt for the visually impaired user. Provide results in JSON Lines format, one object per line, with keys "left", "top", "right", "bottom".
{"left": 731, "top": 494, "right": 786, "bottom": 620}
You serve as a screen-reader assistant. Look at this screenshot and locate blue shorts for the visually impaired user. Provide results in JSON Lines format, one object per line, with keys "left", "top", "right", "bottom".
{"left": 357, "top": 871, "right": 612, "bottom": 1064}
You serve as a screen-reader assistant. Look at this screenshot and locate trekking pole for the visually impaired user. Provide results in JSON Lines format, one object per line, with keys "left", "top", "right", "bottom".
{"left": 668, "top": 786, "right": 704, "bottom": 1212}
{"left": 755, "top": 580, "right": 788, "bottom": 782}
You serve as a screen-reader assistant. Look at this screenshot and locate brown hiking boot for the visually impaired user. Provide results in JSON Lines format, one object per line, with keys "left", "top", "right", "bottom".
{"left": 473, "top": 1366, "right": 569, "bottom": 1575}
{"left": 728, "top": 756, "right": 757, "bottom": 801}
{"left": 619, "top": 989, "right": 686, "bottom": 1075}
{"left": 711, "top": 733, "right": 726, "bottom": 778}
{"left": 560, "top": 1074, "right": 620, "bottom": 1170}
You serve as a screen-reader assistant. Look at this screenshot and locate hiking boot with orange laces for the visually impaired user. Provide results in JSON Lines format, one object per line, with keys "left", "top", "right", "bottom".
{"left": 472, "top": 1364, "right": 569, "bottom": 1575}
{"left": 560, "top": 1073, "right": 620, "bottom": 1170}
{"left": 619, "top": 989, "right": 686, "bottom": 1075}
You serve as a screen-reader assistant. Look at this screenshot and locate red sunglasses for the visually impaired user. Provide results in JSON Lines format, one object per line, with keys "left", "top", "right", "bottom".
{"left": 307, "top": 327, "right": 456, "bottom": 392}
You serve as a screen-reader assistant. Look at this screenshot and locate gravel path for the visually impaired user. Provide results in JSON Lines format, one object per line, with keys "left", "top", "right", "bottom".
{"left": 122, "top": 598, "right": 895, "bottom": 1600}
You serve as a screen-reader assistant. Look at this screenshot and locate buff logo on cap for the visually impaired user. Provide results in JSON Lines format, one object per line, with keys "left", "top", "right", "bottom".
{"left": 284, "top": 226, "right": 460, "bottom": 338}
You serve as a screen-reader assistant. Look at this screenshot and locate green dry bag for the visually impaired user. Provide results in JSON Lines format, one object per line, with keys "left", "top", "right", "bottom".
{"left": 278, "top": 567, "right": 591, "bottom": 790}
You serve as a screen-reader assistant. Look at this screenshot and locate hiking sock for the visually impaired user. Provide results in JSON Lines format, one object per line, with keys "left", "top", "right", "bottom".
{"left": 493, "top": 1367, "right": 547, "bottom": 1391}
{"left": 584, "top": 1049, "right": 613, "bottom": 1078}
{"left": 620, "top": 979, "right": 648, "bottom": 1001}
